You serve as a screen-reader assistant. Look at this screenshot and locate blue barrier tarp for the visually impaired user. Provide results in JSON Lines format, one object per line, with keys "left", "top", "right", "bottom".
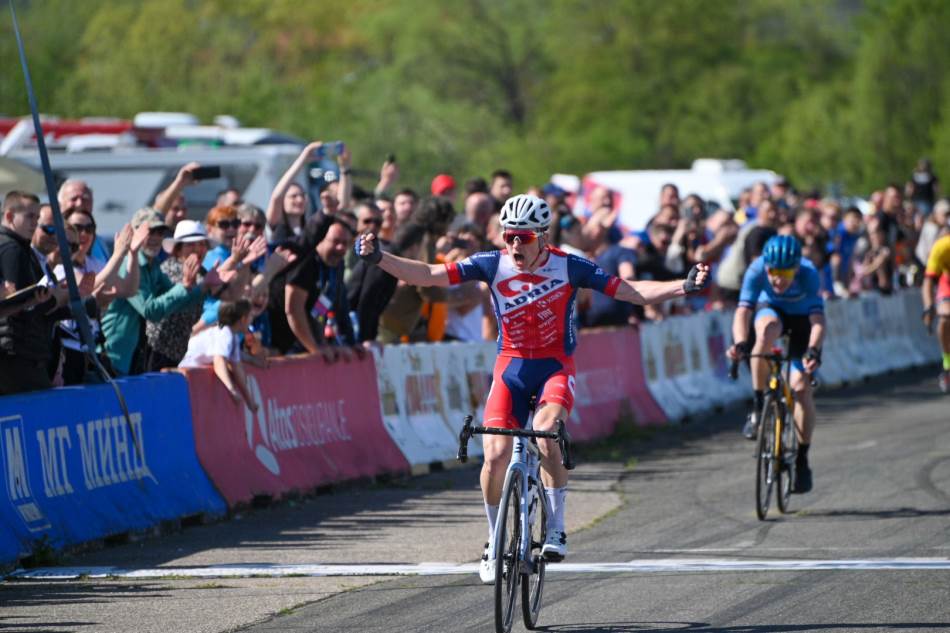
{"left": 0, "top": 373, "right": 225, "bottom": 563}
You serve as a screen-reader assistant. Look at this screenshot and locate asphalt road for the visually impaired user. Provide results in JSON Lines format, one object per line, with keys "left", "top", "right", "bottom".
{"left": 2, "top": 368, "right": 949, "bottom": 633}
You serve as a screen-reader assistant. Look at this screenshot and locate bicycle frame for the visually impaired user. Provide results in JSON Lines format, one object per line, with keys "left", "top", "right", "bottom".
{"left": 458, "top": 414, "right": 574, "bottom": 632}
{"left": 505, "top": 433, "right": 543, "bottom": 573}
{"left": 458, "top": 414, "right": 575, "bottom": 570}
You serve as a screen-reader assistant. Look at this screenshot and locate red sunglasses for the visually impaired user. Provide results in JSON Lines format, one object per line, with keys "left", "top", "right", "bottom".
{"left": 503, "top": 230, "right": 538, "bottom": 245}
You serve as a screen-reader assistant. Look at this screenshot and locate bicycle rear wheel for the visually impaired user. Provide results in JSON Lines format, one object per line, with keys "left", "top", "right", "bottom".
{"left": 777, "top": 407, "right": 798, "bottom": 513}
{"left": 755, "top": 396, "right": 777, "bottom": 520}
{"left": 494, "top": 470, "right": 523, "bottom": 633}
{"left": 521, "top": 479, "right": 547, "bottom": 630}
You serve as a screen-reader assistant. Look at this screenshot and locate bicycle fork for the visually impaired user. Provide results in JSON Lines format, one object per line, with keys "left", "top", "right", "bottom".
{"left": 505, "top": 436, "right": 543, "bottom": 575}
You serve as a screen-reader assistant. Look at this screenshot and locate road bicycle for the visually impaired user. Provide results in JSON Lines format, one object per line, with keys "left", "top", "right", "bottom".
{"left": 731, "top": 347, "right": 803, "bottom": 520}
{"left": 458, "top": 405, "right": 574, "bottom": 633}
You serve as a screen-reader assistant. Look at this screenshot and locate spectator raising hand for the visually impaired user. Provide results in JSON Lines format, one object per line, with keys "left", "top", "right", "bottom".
{"left": 375, "top": 155, "right": 399, "bottom": 197}
{"left": 181, "top": 253, "right": 202, "bottom": 289}
{"left": 154, "top": 162, "right": 201, "bottom": 230}
{"left": 262, "top": 246, "right": 297, "bottom": 283}
{"left": 130, "top": 220, "right": 151, "bottom": 253}
{"left": 266, "top": 141, "right": 323, "bottom": 242}
{"left": 189, "top": 255, "right": 237, "bottom": 292}
{"left": 336, "top": 143, "right": 353, "bottom": 212}
{"left": 242, "top": 235, "right": 268, "bottom": 267}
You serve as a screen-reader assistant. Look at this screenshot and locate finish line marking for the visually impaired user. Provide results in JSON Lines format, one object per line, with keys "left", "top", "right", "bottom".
{"left": 8, "top": 558, "right": 950, "bottom": 580}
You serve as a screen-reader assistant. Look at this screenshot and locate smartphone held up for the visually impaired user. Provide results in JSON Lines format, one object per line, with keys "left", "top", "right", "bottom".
{"left": 317, "top": 141, "right": 345, "bottom": 158}
{"left": 190, "top": 166, "right": 222, "bottom": 181}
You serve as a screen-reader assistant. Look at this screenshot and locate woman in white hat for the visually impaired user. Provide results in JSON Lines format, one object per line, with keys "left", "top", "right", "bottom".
{"left": 144, "top": 220, "right": 211, "bottom": 370}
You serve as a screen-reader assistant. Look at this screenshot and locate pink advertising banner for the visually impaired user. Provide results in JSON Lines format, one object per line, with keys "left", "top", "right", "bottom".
{"left": 181, "top": 354, "right": 410, "bottom": 507}
{"left": 571, "top": 328, "right": 667, "bottom": 440}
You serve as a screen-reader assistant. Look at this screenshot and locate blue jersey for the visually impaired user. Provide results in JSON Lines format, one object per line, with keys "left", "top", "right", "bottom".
{"left": 738, "top": 256, "right": 824, "bottom": 316}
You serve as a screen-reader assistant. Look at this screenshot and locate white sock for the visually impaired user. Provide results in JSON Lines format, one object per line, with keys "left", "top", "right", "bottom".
{"left": 485, "top": 503, "right": 499, "bottom": 554}
{"left": 544, "top": 486, "right": 567, "bottom": 534}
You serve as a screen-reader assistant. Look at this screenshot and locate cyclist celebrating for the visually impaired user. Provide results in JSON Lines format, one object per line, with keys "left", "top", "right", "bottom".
{"left": 922, "top": 232, "right": 950, "bottom": 393}
{"left": 355, "top": 193, "right": 708, "bottom": 581}
{"left": 727, "top": 234, "right": 825, "bottom": 493}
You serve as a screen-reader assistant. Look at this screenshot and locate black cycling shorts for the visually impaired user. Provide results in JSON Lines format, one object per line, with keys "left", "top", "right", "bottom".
{"left": 749, "top": 305, "right": 813, "bottom": 359}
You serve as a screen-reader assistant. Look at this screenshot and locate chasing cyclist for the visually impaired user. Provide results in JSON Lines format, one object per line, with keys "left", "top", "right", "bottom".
{"left": 355, "top": 194, "right": 708, "bottom": 582}
{"left": 727, "top": 234, "right": 824, "bottom": 494}
{"left": 922, "top": 231, "right": 950, "bottom": 393}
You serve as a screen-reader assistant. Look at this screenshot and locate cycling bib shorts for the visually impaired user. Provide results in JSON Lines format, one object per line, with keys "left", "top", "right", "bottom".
{"left": 752, "top": 305, "right": 812, "bottom": 372}
{"left": 484, "top": 356, "right": 576, "bottom": 429}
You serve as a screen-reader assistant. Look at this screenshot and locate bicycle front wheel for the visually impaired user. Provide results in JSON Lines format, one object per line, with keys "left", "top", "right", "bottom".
{"left": 777, "top": 407, "right": 798, "bottom": 514}
{"left": 755, "top": 396, "right": 777, "bottom": 521}
{"left": 494, "top": 469, "right": 523, "bottom": 633}
{"left": 521, "top": 479, "right": 547, "bottom": 630}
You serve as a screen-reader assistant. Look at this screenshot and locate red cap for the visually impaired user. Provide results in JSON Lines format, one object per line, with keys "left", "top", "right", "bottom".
{"left": 431, "top": 173, "right": 456, "bottom": 196}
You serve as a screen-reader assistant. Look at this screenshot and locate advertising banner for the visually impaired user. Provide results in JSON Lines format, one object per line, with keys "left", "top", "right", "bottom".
{"left": 0, "top": 374, "right": 225, "bottom": 564}
{"left": 571, "top": 328, "right": 666, "bottom": 438}
{"left": 372, "top": 345, "right": 467, "bottom": 466}
{"left": 462, "top": 342, "right": 496, "bottom": 425}
{"left": 639, "top": 322, "right": 689, "bottom": 422}
{"left": 182, "top": 354, "right": 409, "bottom": 507}
{"left": 707, "top": 310, "right": 750, "bottom": 401}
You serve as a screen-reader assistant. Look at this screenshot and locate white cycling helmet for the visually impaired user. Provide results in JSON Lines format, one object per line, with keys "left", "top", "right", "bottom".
{"left": 499, "top": 194, "right": 552, "bottom": 231}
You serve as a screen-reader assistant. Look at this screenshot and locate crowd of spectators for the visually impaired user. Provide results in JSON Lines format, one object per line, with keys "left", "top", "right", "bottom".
{"left": 0, "top": 143, "right": 946, "bottom": 398}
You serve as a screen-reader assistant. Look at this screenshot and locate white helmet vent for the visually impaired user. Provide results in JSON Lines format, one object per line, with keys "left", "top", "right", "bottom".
{"left": 499, "top": 194, "right": 551, "bottom": 230}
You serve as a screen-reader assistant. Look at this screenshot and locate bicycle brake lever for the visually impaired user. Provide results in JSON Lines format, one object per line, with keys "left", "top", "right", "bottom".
{"left": 728, "top": 358, "right": 740, "bottom": 381}
{"left": 457, "top": 415, "right": 473, "bottom": 463}
{"left": 556, "top": 419, "right": 576, "bottom": 471}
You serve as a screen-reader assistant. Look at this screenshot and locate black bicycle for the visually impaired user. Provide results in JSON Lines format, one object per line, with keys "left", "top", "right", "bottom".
{"left": 731, "top": 348, "right": 801, "bottom": 520}
{"left": 459, "top": 413, "right": 574, "bottom": 633}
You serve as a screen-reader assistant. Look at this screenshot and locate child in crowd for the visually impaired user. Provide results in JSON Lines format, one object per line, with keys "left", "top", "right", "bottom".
{"left": 179, "top": 299, "right": 258, "bottom": 411}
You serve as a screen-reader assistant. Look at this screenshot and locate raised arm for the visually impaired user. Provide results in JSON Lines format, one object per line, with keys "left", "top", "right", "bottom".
{"left": 356, "top": 232, "right": 450, "bottom": 287}
{"left": 266, "top": 141, "right": 322, "bottom": 228}
{"left": 154, "top": 162, "right": 199, "bottom": 215}
{"left": 337, "top": 146, "right": 353, "bottom": 212}
{"left": 106, "top": 222, "right": 148, "bottom": 298}
{"left": 374, "top": 157, "right": 399, "bottom": 197}
{"left": 612, "top": 263, "right": 708, "bottom": 305}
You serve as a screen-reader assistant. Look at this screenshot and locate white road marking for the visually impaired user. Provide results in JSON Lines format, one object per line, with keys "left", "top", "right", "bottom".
{"left": 841, "top": 439, "right": 878, "bottom": 451}
{"left": 8, "top": 558, "right": 950, "bottom": 580}
{"left": 650, "top": 547, "right": 891, "bottom": 553}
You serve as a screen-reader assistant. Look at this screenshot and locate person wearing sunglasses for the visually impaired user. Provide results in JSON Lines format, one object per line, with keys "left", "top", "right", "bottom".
{"left": 52, "top": 215, "right": 147, "bottom": 385}
{"left": 355, "top": 193, "right": 708, "bottom": 579}
{"left": 727, "top": 234, "right": 825, "bottom": 493}
{"left": 236, "top": 204, "right": 269, "bottom": 272}
{"left": 63, "top": 209, "right": 147, "bottom": 305}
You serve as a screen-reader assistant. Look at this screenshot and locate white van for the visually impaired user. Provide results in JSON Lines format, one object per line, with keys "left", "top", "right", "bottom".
{"left": 1, "top": 113, "right": 336, "bottom": 238}
{"left": 7, "top": 144, "right": 333, "bottom": 238}
{"left": 572, "top": 159, "right": 781, "bottom": 231}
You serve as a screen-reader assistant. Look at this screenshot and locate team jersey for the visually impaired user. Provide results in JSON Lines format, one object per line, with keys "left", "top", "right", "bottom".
{"left": 925, "top": 235, "right": 950, "bottom": 278}
{"left": 445, "top": 245, "right": 621, "bottom": 358}
{"left": 738, "top": 256, "right": 824, "bottom": 316}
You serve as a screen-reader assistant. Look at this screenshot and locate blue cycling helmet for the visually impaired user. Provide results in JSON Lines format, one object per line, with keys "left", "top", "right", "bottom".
{"left": 762, "top": 234, "right": 802, "bottom": 269}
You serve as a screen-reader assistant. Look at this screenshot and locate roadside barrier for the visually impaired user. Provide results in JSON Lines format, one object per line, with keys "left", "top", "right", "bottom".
{"left": 570, "top": 328, "right": 666, "bottom": 438}
{"left": 705, "top": 310, "right": 751, "bottom": 403}
{"left": 639, "top": 320, "right": 690, "bottom": 422}
{"left": 180, "top": 354, "right": 410, "bottom": 507}
{"left": 0, "top": 374, "right": 225, "bottom": 564}
{"left": 900, "top": 290, "right": 941, "bottom": 366}
{"left": 372, "top": 342, "right": 491, "bottom": 467}
{"left": 818, "top": 299, "right": 849, "bottom": 387}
